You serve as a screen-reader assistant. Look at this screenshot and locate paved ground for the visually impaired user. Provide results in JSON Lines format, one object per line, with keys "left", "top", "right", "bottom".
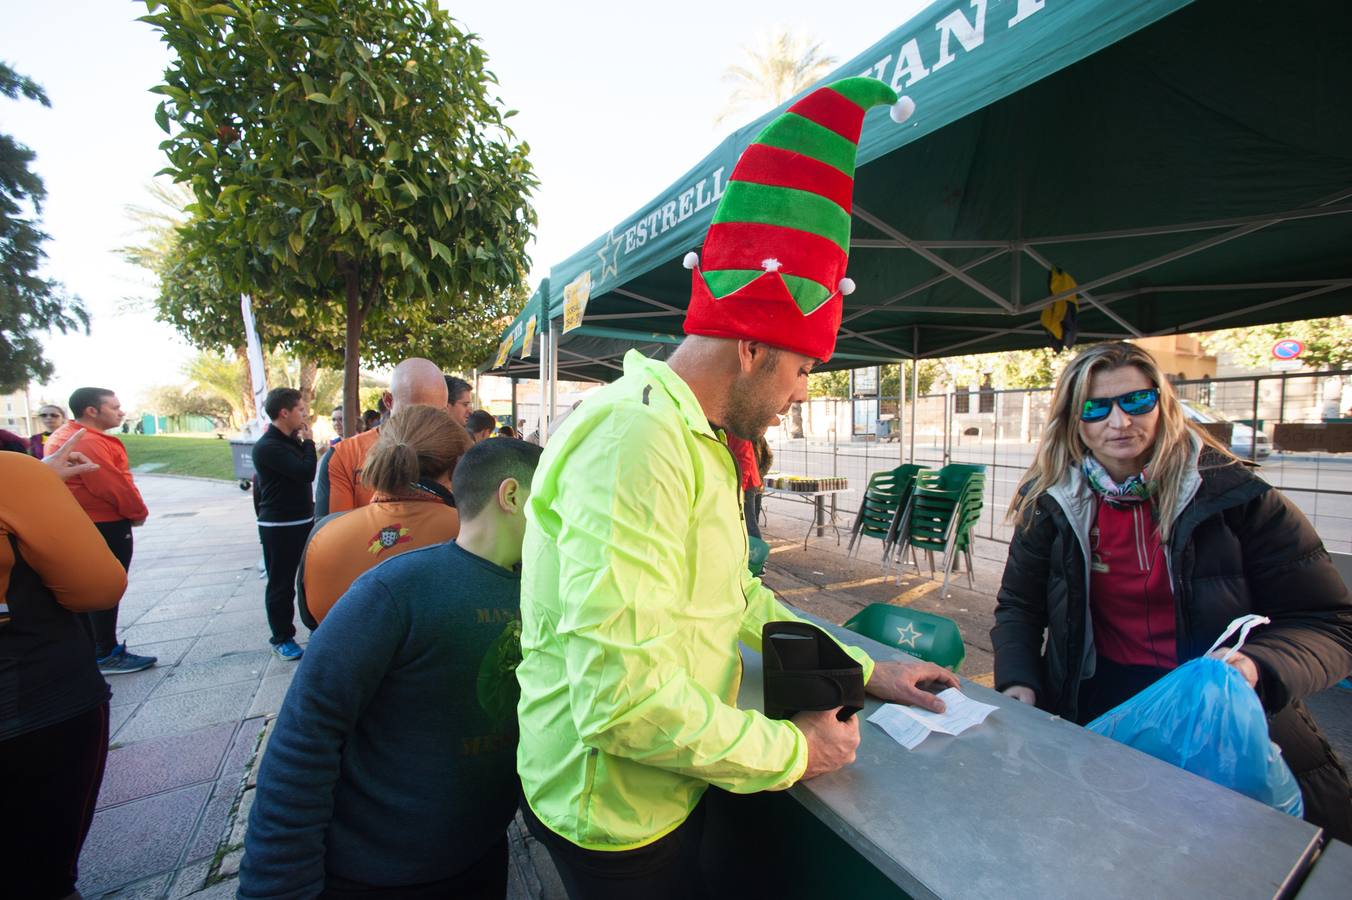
{"left": 77, "top": 474, "right": 1352, "bottom": 897}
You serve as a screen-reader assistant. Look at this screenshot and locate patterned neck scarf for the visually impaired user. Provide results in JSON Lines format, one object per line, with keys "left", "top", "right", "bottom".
{"left": 1082, "top": 454, "right": 1154, "bottom": 503}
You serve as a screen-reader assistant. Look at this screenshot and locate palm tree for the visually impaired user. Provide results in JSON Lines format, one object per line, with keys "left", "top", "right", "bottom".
{"left": 715, "top": 27, "right": 837, "bottom": 127}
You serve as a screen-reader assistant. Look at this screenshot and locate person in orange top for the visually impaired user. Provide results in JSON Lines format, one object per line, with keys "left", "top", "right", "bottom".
{"left": 317, "top": 357, "right": 449, "bottom": 517}
{"left": 48, "top": 387, "right": 155, "bottom": 674}
{"left": 299, "top": 405, "right": 470, "bottom": 627}
{"left": 1, "top": 432, "right": 128, "bottom": 899}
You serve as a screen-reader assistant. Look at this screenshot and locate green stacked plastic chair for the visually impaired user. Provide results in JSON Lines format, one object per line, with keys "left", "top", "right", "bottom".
{"left": 843, "top": 603, "right": 966, "bottom": 672}
{"left": 747, "top": 535, "right": 770, "bottom": 577}
{"left": 895, "top": 464, "right": 986, "bottom": 598}
{"left": 846, "top": 464, "right": 923, "bottom": 565}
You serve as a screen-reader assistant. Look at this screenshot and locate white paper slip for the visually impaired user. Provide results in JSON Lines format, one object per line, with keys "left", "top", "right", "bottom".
{"left": 868, "top": 688, "right": 998, "bottom": 749}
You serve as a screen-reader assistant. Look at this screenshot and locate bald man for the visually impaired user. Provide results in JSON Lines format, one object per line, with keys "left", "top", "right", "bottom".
{"left": 317, "top": 359, "right": 448, "bottom": 516}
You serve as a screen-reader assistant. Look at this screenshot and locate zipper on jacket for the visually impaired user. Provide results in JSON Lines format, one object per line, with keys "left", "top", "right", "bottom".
{"left": 578, "top": 746, "right": 599, "bottom": 837}
{"left": 703, "top": 430, "right": 753, "bottom": 612}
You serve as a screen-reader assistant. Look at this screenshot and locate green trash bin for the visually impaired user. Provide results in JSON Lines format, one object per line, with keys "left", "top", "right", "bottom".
{"left": 843, "top": 603, "right": 965, "bottom": 672}
{"left": 748, "top": 535, "right": 770, "bottom": 577}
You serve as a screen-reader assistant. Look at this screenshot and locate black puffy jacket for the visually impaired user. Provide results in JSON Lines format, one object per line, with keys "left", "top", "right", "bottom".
{"left": 992, "top": 447, "right": 1352, "bottom": 837}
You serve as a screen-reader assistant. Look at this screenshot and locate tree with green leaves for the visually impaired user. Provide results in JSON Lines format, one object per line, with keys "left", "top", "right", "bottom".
{"left": 0, "top": 62, "right": 87, "bottom": 392}
{"left": 143, "top": 0, "right": 536, "bottom": 433}
{"left": 1201, "top": 317, "right": 1352, "bottom": 371}
{"left": 716, "top": 27, "right": 837, "bottom": 127}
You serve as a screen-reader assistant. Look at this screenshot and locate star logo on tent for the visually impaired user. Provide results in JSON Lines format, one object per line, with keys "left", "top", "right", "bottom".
{"left": 595, "top": 228, "right": 622, "bottom": 286}
{"left": 895, "top": 622, "right": 922, "bottom": 648}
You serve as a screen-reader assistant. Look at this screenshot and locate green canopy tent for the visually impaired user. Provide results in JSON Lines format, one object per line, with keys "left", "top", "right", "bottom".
{"left": 489, "top": 0, "right": 1352, "bottom": 440}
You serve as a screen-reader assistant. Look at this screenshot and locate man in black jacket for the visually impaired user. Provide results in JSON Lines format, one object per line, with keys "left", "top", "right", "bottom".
{"left": 251, "top": 388, "right": 317, "bottom": 661}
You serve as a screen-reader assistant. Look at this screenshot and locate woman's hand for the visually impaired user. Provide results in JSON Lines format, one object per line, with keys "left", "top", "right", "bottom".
{"left": 42, "top": 429, "right": 100, "bottom": 482}
{"left": 1003, "top": 685, "right": 1036, "bottom": 705}
{"left": 1208, "top": 649, "right": 1260, "bottom": 689}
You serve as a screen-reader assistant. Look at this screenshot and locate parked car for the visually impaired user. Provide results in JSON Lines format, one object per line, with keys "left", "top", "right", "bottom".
{"left": 1179, "top": 399, "right": 1271, "bottom": 460}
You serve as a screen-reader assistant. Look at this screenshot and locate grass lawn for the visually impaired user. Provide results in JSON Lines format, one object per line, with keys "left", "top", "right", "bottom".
{"left": 119, "top": 433, "right": 239, "bottom": 481}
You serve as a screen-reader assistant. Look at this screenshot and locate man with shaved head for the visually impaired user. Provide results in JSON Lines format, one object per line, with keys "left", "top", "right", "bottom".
{"left": 318, "top": 358, "right": 449, "bottom": 516}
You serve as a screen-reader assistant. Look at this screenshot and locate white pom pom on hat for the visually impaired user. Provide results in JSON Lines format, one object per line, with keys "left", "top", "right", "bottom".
{"left": 890, "top": 96, "right": 916, "bottom": 124}
{"left": 683, "top": 251, "right": 700, "bottom": 270}
{"left": 838, "top": 277, "right": 856, "bottom": 296}
{"left": 761, "top": 258, "right": 782, "bottom": 272}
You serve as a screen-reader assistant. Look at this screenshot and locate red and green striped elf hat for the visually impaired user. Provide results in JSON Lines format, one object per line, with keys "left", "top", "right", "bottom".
{"left": 683, "top": 76, "right": 914, "bottom": 362}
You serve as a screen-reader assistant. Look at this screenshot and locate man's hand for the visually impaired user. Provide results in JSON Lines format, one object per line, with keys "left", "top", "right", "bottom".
{"left": 866, "top": 659, "right": 960, "bottom": 713}
{"left": 792, "top": 707, "right": 860, "bottom": 780}
{"left": 42, "top": 429, "right": 100, "bottom": 482}
{"left": 1207, "top": 649, "right": 1260, "bottom": 689}
{"left": 296, "top": 422, "right": 313, "bottom": 442}
{"left": 1003, "top": 685, "right": 1036, "bottom": 705}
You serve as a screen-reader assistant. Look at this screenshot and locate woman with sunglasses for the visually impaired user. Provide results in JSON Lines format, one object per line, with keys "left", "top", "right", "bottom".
{"left": 27, "top": 405, "right": 66, "bottom": 459}
{"left": 992, "top": 342, "right": 1352, "bottom": 838}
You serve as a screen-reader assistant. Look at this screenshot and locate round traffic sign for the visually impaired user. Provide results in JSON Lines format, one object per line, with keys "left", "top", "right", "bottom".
{"left": 1272, "top": 339, "right": 1304, "bottom": 360}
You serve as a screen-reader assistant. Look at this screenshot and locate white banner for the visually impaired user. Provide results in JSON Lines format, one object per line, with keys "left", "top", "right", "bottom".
{"left": 241, "top": 294, "right": 270, "bottom": 437}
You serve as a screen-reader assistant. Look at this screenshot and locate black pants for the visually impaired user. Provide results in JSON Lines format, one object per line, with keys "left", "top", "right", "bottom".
{"left": 259, "top": 523, "right": 311, "bottom": 644}
{"left": 0, "top": 703, "right": 109, "bottom": 899}
{"left": 86, "top": 520, "right": 133, "bottom": 657}
{"left": 743, "top": 489, "right": 762, "bottom": 540}
{"left": 319, "top": 835, "right": 508, "bottom": 900}
{"left": 522, "top": 797, "right": 709, "bottom": 900}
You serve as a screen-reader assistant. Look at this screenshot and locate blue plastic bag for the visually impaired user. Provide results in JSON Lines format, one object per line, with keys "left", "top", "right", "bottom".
{"left": 1087, "top": 615, "right": 1303, "bottom": 817}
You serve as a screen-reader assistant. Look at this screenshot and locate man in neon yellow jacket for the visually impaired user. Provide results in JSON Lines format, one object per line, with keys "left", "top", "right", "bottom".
{"left": 516, "top": 77, "right": 957, "bottom": 897}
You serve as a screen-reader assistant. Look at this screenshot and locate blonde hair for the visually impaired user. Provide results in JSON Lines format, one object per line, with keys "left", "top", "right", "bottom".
{"left": 360, "top": 406, "right": 471, "bottom": 496}
{"left": 1008, "top": 342, "right": 1235, "bottom": 540}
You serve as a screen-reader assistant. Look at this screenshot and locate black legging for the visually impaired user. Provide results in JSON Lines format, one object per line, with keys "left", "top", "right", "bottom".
{"left": 86, "top": 520, "right": 134, "bottom": 657}
{"left": 0, "top": 703, "right": 109, "bottom": 899}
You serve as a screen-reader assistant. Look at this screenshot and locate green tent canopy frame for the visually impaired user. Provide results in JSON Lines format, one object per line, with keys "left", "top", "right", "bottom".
{"left": 483, "top": 0, "right": 1352, "bottom": 444}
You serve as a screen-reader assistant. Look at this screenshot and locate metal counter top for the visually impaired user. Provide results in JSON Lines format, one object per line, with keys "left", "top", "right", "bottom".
{"left": 737, "top": 617, "right": 1323, "bottom": 899}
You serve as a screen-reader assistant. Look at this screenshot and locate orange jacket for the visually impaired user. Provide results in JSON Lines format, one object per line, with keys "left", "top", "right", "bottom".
{"left": 47, "top": 422, "right": 149, "bottom": 523}
{"left": 1, "top": 453, "right": 127, "bottom": 615}
{"left": 300, "top": 494, "right": 459, "bottom": 626}
{"left": 325, "top": 427, "right": 380, "bottom": 514}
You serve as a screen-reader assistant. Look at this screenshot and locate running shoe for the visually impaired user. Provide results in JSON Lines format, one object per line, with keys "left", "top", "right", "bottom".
{"left": 97, "top": 643, "right": 157, "bottom": 675}
{"left": 272, "top": 639, "right": 304, "bottom": 661}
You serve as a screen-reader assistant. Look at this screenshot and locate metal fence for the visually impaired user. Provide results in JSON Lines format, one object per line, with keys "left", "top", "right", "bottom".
{"left": 765, "top": 369, "right": 1352, "bottom": 555}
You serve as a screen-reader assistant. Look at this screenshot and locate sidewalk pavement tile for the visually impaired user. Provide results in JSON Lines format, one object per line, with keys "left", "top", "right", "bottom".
{"left": 151, "top": 651, "right": 270, "bottom": 698}
{"left": 184, "top": 780, "right": 241, "bottom": 864}
{"left": 184, "top": 718, "right": 268, "bottom": 863}
{"left": 97, "top": 722, "right": 236, "bottom": 809}
{"left": 181, "top": 877, "right": 239, "bottom": 899}
{"left": 77, "top": 783, "right": 212, "bottom": 897}
{"left": 97, "top": 873, "right": 172, "bottom": 900}
{"left": 136, "top": 597, "right": 229, "bottom": 624}
{"left": 126, "top": 574, "right": 191, "bottom": 593}
{"left": 180, "top": 630, "right": 274, "bottom": 667}
{"left": 177, "top": 571, "right": 251, "bottom": 589}
{"left": 105, "top": 667, "right": 169, "bottom": 707}
{"left": 123, "top": 615, "right": 211, "bottom": 646}
{"left": 223, "top": 716, "right": 268, "bottom": 771}
{"left": 115, "top": 681, "right": 257, "bottom": 745}
{"left": 108, "top": 704, "right": 136, "bottom": 740}
{"left": 168, "top": 859, "right": 212, "bottom": 898}
{"left": 200, "top": 608, "right": 271, "bottom": 636}
{"left": 121, "top": 636, "right": 198, "bottom": 668}
{"left": 247, "top": 671, "right": 297, "bottom": 718}
{"left": 222, "top": 592, "right": 265, "bottom": 613}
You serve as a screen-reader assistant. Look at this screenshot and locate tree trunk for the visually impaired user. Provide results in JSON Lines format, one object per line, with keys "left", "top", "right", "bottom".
{"left": 790, "top": 401, "right": 804, "bottom": 439}
{"left": 236, "top": 345, "right": 256, "bottom": 427}
{"left": 343, "top": 267, "right": 365, "bottom": 438}
{"left": 299, "top": 357, "right": 319, "bottom": 409}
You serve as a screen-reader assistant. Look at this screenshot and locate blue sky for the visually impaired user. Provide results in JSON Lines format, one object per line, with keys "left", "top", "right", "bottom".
{"left": 1, "top": 0, "right": 928, "bottom": 406}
